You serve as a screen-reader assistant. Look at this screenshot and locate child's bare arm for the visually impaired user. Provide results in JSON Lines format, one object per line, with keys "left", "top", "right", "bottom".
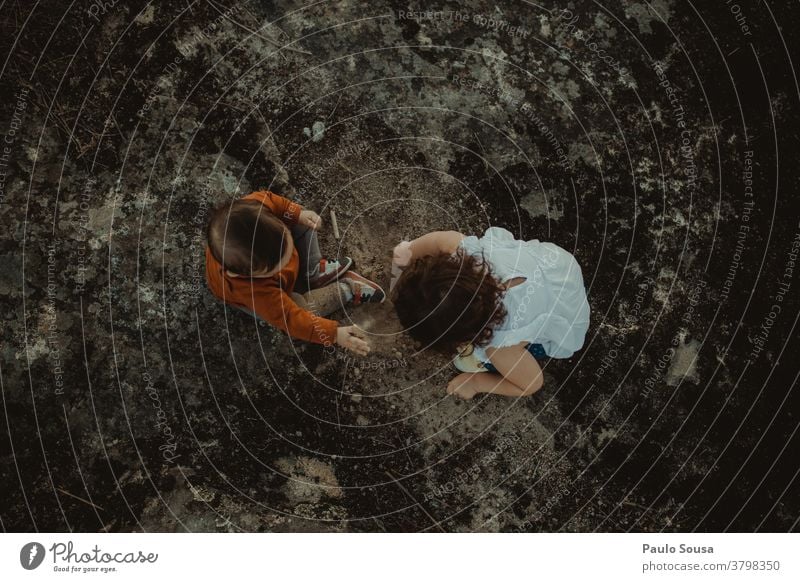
{"left": 447, "top": 344, "right": 544, "bottom": 398}
{"left": 393, "top": 231, "right": 465, "bottom": 266}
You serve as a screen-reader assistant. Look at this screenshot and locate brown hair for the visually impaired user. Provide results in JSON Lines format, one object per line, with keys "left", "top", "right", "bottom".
{"left": 207, "top": 199, "right": 288, "bottom": 276}
{"left": 392, "top": 250, "right": 507, "bottom": 354}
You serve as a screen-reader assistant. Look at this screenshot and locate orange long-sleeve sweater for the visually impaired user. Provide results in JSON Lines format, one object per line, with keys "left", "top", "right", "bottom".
{"left": 205, "top": 191, "right": 338, "bottom": 345}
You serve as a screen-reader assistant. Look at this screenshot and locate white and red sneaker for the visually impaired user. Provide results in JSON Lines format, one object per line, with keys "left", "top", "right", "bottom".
{"left": 341, "top": 271, "right": 386, "bottom": 305}
{"left": 309, "top": 256, "right": 353, "bottom": 289}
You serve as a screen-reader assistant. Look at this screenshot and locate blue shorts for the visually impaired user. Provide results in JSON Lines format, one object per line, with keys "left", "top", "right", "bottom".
{"left": 482, "top": 343, "right": 547, "bottom": 373}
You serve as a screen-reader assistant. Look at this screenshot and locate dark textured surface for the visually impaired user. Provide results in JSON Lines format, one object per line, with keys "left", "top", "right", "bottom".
{"left": 1, "top": 0, "right": 799, "bottom": 532}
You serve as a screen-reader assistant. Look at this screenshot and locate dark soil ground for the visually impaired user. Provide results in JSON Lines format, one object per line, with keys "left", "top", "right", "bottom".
{"left": 1, "top": 0, "right": 799, "bottom": 532}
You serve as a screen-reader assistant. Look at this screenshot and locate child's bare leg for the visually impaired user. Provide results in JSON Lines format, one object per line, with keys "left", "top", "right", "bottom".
{"left": 448, "top": 372, "right": 534, "bottom": 398}
{"left": 448, "top": 344, "right": 544, "bottom": 398}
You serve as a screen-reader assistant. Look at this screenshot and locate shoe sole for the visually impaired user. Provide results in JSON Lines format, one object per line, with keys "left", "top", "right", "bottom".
{"left": 453, "top": 353, "right": 488, "bottom": 373}
{"left": 343, "top": 271, "right": 386, "bottom": 304}
{"left": 310, "top": 256, "right": 354, "bottom": 289}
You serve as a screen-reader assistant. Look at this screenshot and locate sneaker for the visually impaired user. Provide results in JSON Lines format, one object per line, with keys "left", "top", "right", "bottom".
{"left": 453, "top": 345, "right": 489, "bottom": 373}
{"left": 342, "top": 271, "right": 386, "bottom": 305}
{"left": 309, "top": 256, "right": 353, "bottom": 289}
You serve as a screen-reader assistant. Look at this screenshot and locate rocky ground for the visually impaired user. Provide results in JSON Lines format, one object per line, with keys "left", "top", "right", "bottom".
{"left": 1, "top": 0, "right": 799, "bottom": 532}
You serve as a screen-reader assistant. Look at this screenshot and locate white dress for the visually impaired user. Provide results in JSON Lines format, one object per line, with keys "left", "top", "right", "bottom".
{"left": 458, "top": 227, "right": 590, "bottom": 361}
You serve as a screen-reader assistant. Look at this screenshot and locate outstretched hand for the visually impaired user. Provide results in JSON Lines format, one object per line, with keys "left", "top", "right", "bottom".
{"left": 392, "top": 241, "right": 413, "bottom": 267}
{"left": 336, "top": 325, "right": 370, "bottom": 356}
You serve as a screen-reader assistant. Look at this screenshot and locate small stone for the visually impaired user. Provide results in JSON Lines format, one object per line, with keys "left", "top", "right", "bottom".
{"left": 304, "top": 120, "right": 325, "bottom": 142}
{"left": 222, "top": 173, "right": 237, "bottom": 194}
{"left": 350, "top": 393, "right": 363, "bottom": 403}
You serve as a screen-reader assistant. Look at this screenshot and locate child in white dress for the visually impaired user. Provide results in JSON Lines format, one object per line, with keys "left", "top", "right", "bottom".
{"left": 391, "top": 227, "right": 590, "bottom": 399}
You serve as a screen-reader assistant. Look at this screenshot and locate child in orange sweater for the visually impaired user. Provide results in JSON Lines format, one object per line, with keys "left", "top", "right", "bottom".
{"left": 205, "top": 191, "right": 385, "bottom": 354}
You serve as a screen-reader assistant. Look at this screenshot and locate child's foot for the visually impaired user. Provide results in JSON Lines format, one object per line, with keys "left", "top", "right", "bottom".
{"left": 341, "top": 271, "right": 386, "bottom": 305}
{"left": 447, "top": 375, "right": 479, "bottom": 400}
{"left": 309, "top": 256, "right": 353, "bottom": 289}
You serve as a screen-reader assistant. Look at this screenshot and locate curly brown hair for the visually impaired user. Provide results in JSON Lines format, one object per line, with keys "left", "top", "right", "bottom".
{"left": 392, "top": 250, "right": 507, "bottom": 354}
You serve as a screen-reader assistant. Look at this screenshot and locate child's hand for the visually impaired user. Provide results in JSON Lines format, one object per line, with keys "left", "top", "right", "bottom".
{"left": 336, "top": 325, "right": 370, "bottom": 356}
{"left": 392, "top": 241, "right": 413, "bottom": 267}
{"left": 389, "top": 241, "right": 412, "bottom": 292}
{"left": 447, "top": 373, "right": 479, "bottom": 400}
{"left": 299, "top": 210, "right": 322, "bottom": 230}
